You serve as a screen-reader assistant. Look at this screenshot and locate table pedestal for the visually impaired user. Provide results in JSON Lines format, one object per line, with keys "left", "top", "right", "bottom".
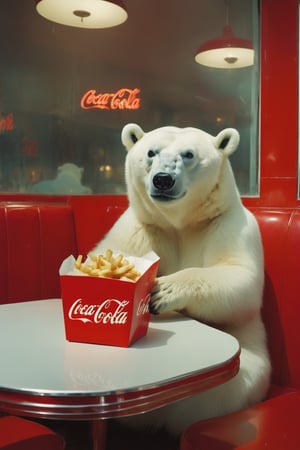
{"left": 91, "top": 420, "right": 107, "bottom": 450}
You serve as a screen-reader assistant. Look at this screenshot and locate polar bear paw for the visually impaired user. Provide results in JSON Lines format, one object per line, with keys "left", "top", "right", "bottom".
{"left": 149, "top": 275, "right": 186, "bottom": 315}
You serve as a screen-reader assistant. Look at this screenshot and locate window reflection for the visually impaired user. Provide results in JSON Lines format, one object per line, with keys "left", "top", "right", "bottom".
{"left": 0, "top": 0, "right": 259, "bottom": 196}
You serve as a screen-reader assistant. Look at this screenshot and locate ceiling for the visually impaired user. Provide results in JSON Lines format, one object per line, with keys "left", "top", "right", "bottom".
{"left": 0, "top": 0, "right": 256, "bottom": 130}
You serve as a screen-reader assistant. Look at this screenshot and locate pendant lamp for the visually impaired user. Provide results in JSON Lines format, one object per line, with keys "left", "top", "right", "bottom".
{"left": 195, "top": 1, "right": 254, "bottom": 69}
{"left": 35, "top": 0, "right": 128, "bottom": 29}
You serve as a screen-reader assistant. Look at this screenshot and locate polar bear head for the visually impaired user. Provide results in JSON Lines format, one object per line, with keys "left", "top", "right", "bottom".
{"left": 121, "top": 123, "right": 240, "bottom": 228}
{"left": 57, "top": 163, "right": 84, "bottom": 181}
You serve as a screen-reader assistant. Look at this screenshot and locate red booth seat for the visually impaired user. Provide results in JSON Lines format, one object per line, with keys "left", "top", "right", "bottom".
{"left": 180, "top": 390, "right": 300, "bottom": 450}
{"left": 181, "top": 207, "right": 300, "bottom": 449}
{"left": 0, "top": 203, "right": 77, "bottom": 304}
{"left": 0, "top": 197, "right": 127, "bottom": 304}
{"left": 0, "top": 415, "right": 65, "bottom": 450}
{"left": 1, "top": 199, "right": 300, "bottom": 449}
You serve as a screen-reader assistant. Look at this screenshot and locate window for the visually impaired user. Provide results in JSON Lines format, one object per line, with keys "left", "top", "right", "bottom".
{"left": 0, "top": 0, "right": 259, "bottom": 196}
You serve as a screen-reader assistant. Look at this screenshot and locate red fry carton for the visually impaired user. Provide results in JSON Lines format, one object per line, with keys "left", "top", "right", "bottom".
{"left": 59, "top": 251, "right": 160, "bottom": 347}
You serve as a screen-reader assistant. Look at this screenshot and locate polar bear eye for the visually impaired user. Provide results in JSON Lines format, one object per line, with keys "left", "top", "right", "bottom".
{"left": 147, "top": 149, "right": 156, "bottom": 158}
{"left": 182, "top": 150, "right": 194, "bottom": 160}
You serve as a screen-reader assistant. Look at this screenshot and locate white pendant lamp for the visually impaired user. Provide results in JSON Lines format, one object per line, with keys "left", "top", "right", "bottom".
{"left": 36, "top": 0, "right": 128, "bottom": 29}
{"left": 195, "top": 1, "right": 254, "bottom": 69}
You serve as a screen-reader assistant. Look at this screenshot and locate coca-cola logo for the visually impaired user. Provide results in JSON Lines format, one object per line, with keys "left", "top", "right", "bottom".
{"left": 80, "top": 88, "right": 141, "bottom": 110}
{"left": 136, "top": 294, "right": 150, "bottom": 316}
{"left": 68, "top": 298, "right": 129, "bottom": 325}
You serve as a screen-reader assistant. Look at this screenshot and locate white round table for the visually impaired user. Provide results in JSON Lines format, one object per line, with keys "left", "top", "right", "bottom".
{"left": 0, "top": 299, "right": 240, "bottom": 448}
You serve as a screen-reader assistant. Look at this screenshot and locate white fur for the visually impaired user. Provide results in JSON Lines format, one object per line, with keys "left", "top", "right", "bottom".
{"left": 31, "top": 163, "right": 91, "bottom": 194}
{"left": 93, "top": 124, "right": 271, "bottom": 435}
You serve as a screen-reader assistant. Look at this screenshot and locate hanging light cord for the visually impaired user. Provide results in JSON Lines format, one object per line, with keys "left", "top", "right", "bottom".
{"left": 225, "top": 0, "right": 230, "bottom": 26}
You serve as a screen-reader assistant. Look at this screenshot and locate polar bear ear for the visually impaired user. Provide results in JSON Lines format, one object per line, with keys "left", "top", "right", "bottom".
{"left": 121, "top": 123, "right": 145, "bottom": 151}
{"left": 214, "top": 128, "right": 240, "bottom": 156}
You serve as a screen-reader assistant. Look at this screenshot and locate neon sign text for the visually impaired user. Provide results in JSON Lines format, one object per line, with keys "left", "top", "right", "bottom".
{"left": 80, "top": 88, "right": 141, "bottom": 110}
{"left": 0, "top": 113, "right": 14, "bottom": 131}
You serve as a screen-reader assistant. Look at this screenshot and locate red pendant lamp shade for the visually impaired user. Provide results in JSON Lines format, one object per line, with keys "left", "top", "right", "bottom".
{"left": 195, "top": 11, "right": 254, "bottom": 69}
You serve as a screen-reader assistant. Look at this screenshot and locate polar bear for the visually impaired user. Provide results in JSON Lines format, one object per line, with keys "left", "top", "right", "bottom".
{"left": 93, "top": 123, "right": 271, "bottom": 435}
{"left": 31, "top": 163, "right": 92, "bottom": 195}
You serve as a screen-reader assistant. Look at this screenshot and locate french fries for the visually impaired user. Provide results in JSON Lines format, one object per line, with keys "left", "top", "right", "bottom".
{"left": 75, "top": 249, "right": 141, "bottom": 281}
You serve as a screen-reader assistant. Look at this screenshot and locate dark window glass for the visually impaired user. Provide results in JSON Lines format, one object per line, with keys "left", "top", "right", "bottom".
{"left": 0, "top": 0, "right": 259, "bottom": 196}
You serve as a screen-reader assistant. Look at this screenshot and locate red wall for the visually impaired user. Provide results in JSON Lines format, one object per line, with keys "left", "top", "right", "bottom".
{"left": 244, "top": 0, "right": 299, "bottom": 208}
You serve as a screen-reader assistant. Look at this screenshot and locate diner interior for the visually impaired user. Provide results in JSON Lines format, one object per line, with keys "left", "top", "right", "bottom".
{"left": 0, "top": 0, "right": 258, "bottom": 197}
{"left": 1, "top": 0, "right": 300, "bottom": 450}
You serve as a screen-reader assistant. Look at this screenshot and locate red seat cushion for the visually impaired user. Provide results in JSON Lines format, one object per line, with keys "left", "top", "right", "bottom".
{"left": 180, "top": 390, "right": 300, "bottom": 450}
{"left": 0, "top": 416, "right": 65, "bottom": 450}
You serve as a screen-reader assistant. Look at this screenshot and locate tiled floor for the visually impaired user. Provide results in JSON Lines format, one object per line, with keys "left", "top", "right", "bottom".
{"left": 49, "top": 419, "right": 180, "bottom": 450}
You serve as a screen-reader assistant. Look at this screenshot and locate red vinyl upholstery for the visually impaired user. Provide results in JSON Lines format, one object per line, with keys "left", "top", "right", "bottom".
{"left": 180, "top": 207, "right": 300, "bottom": 449}
{"left": 1, "top": 199, "right": 300, "bottom": 449}
{"left": 0, "top": 415, "right": 65, "bottom": 450}
{"left": 0, "top": 198, "right": 128, "bottom": 304}
{"left": 69, "top": 194, "right": 128, "bottom": 256}
{"left": 0, "top": 203, "right": 77, "bottom": 304}
{"left": 253, "top": 208, "right": 300, "bottom": 388}
{"left": 180, "top": 391, "right": 300, "bottom": 450}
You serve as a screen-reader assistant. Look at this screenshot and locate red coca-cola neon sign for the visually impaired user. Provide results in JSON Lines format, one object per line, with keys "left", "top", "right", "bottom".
{"left": 80, "top": 88, "right": 141, "bottom": 110}
{"left": 0, "top": 113, "right": 14, "bottom": 131}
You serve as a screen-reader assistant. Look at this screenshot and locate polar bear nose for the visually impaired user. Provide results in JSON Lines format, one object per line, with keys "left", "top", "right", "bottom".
{"left": 153, "top": 172, "right": 175, "bottom": 191}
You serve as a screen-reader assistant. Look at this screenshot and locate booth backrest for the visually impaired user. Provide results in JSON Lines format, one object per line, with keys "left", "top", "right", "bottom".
{"left": 0, "top": 198, "right": 128, "bottom": 304}
{"left": 69, "top": 195, "right": 128, "bottom": 256}
{"left": 0, "top": 203, "right": 77, "bottom": 303}
{"left": 0, "top": 200, "right": 299, "bottom": 391}
{"left": 250, "top": 208, "right": 300, "bottom": 390}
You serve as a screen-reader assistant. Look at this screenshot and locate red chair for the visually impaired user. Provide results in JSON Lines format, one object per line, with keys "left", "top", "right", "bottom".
{"left": 0, "top": 415, "right": 65, "bottom": 450}
{"left": 180, "top": 209, "right": 300, "bottom": 449}
{"left": 180, "top": 390, "right": 300, "bottom": 449}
